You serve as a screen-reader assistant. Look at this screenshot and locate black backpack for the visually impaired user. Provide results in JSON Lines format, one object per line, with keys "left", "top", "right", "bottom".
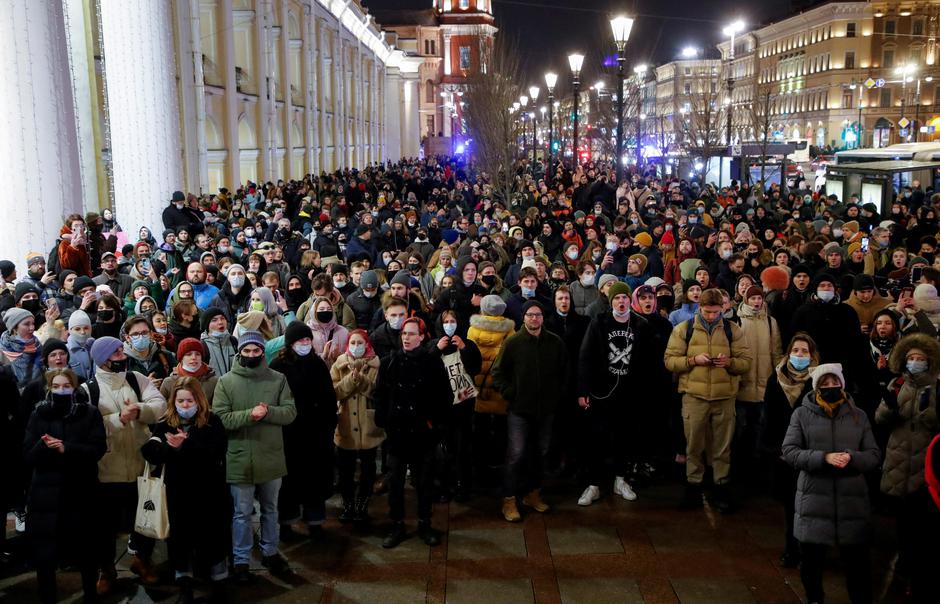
{"left": 46, "top": 239, "right": 62, "bottom": 275}
{"left": 83, "top": 372, "right": 144, "bottom": 408}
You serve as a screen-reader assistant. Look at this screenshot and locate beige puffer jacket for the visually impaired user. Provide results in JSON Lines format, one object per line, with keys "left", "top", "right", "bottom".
{"left": 664, "top": 315, "right": 752, "bottom": 401}
{"left": 736, "top": 302, "right": 783, "bottom": 403}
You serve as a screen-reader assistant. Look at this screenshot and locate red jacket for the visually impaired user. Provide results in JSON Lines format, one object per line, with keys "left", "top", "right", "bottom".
{"left": 57, "top": 225, "right": 92, "bottom": 276}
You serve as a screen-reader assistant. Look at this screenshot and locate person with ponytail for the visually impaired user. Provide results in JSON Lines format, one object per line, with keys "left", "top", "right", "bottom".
{"left": 331, "top": 329, "right": 383, "bottom": 524}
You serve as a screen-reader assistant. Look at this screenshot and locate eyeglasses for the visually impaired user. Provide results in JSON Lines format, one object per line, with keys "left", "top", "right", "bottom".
{"left": 524, "top": 313, "right": 543, "bottom": 318}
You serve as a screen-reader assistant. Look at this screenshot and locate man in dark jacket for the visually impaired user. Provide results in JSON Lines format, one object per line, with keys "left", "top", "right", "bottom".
{"left": 373, "top": 317, "right": 452, "bottom": 549}
{"left": 162, "top": 191, "right": 203, "bottom": 235}
{"left": 576, "top": 282, "right": 655, "bottom": 506}
{"left": 769, "top": 263, "right": 813, "bottom": 344}
{"left": 493, "top": 300, "right": 568, "bottom": 522}
{"left": 345, "top": 270, "right": 382, "bottom": 329}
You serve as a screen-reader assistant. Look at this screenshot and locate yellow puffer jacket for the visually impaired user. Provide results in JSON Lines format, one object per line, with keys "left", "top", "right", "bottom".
{"left": 664, "top": 315, "right": 752, "bottom": 401}
{"left": 467, "top": 313, "right": 516, "bottom": 414}
{"left": 736, "top": 302, "right": 783, "bottom": 403}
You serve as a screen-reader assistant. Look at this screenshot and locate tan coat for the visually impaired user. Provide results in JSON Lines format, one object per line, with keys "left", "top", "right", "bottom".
{"left": 330, "top": 352, "right": 385, "bottom": 450}
{"left": 160, "top": 368, "right": 219, "bottom": 405}
{"left": 844, "top": 292, "right": 893, "bottom": 329}
{"left": 467, "top": 313, "right": 515, "bottom": 414}
{"left": 735, "top": 303, "right": 783, "bottom": 402}
{"left": 664, "top": 316, "right": 752, "bottom": 401}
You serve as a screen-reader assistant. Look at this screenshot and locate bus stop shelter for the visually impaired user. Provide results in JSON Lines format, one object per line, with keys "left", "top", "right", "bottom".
{"left": 825, "top": 160, "right": 940, "bottom": 213}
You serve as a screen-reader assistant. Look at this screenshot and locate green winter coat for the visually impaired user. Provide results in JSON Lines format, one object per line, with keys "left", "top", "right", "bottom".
{"left": 212, "top": 357, "right": 297, "bottom": 485}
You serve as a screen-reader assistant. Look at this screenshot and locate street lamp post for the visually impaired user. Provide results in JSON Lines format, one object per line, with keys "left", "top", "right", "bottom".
{"left": 610, "top": 15, "right": 635, "bottom": 182}
{"left": 897, "top": 64, "right": 916, "bottom": 142}
{"left": 568, "top": 53, "right": 585, "bottom": 164}
{"left": 723, "top": 20, "right": 745, "bottom": 184}
{"left": 529, "top": 85, "right": 541, "bottom": 167}
{"left": 634, "top": 64, "right": 647, "bottom": 169}
{"left": 540, "top": 106, "right": 548, "bottom": 163}
{"left": 544, "top": 72, "right": 558, "bottom": 166}
{"left": 520, "top": 94, "right": 530, "bottom": 162}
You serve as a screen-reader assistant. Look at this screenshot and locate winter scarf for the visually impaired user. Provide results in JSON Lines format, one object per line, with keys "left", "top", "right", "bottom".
{"left": 0, "top": 331, "right": 43, "bottom": 385}
{"left": 774, "top": 358, "right": 816, "bottom": 407}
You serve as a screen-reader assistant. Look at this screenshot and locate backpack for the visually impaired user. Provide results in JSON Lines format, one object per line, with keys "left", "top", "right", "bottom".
{"left": 685, "top": 317, "right": 734, "bottom": 346}
{"left": 83, "top": 372, "right": 144, "bottom": 408}
{"left": 46, "top": 239, "right": 62, "bottom": 275}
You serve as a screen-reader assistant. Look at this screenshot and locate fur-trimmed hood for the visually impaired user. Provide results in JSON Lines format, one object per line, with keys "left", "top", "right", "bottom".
{"left": 889, "top": 332, "right": 940, "bottom": 375}
{"left": 469, "top": 314, "right": 515, "bottom": 333}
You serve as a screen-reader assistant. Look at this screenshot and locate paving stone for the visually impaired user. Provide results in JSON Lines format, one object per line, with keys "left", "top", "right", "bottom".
{"left": 332, "top": 580, "right": 428, "bottom": 604}
{"left": 445, "top": 578, "right": 534, "bottom": 604}
{"left": 557, "top": 577, "right": 644, "bottom": 604}
{"left": 447, "top": 527, "right": 527, "bottom": 559}
{"left": 670, "top": 577, "right": 756, "bottom": 604}
{"left": 548, "top": 526, "right": 624, "bottom": 556}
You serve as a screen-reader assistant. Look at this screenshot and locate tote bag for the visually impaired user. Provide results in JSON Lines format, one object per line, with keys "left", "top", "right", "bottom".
{"left": 135, "top": 462, "right": 170, "bottom": 539}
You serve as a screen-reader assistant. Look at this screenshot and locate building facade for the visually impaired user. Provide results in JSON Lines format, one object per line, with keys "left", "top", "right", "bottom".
{"left": 1, "top": 0, "right": 422, "bottom": 263}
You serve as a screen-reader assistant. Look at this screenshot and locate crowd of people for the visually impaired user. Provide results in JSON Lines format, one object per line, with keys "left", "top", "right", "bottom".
{"left": 1, "top": 155, "right": 940, "bottom": 603}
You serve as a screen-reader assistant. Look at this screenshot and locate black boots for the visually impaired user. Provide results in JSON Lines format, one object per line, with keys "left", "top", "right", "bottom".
{"left": 417, "top": 521, "right": 441, "bottom": 547}
{"left": 382, "top": 522, "right": 407, "bottom": 549}
{"left": 339, "top": 499, "right": 356, "bottom": 524}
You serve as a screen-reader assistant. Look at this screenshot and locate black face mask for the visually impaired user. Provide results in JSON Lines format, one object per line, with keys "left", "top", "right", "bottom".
{"left": 819, "top": 386, "right": 843, "bottom": 403}
{"left": 287, "top": 288, "right": 306, "bottom": 303}
{"left": 108, "top": 359, "right": 128, "bottom": 373}
{"left": 316, "top": 310, "right": 334, "bottom": 324}
{"left": 50, "top": 393, "right": 72, "bottom": 415}
{"left": 21, "top": 299, "right": 41, "bottom": 314}
{"left": 656, "top": 295, "right": 675, "bottom": 312}
{"left": 239, "top": 354, "right": 263, "bottom": 369}
{"left": 481, "top": 275, "right": 497, "bottom": 288}
{"left": 98, "top": 309, "right": 115, "bottom": 322}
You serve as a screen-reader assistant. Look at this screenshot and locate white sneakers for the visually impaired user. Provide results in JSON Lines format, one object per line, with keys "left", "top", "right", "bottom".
{"left": 614, "top": 476, "right": 637, "bottom": 501}
{"left": 577, "top": 485, "right": 600, "bottom": 506}
{"left": 14, "top": 511, "right": 26, "bottom": 533}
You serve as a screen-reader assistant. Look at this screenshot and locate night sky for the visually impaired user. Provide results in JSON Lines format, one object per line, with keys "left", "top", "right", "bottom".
{"left": 366, "top": 0, "right": 795, "bottom": 92}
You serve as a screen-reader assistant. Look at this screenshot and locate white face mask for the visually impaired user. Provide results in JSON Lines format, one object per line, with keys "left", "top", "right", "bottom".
{"left": 292, "top": 343, "right": 312, "bottom": 357}
{"left": 183, "top": 359, "right": 202, "bottom": 372}
{"left": 229, "top": 275, "right": 245, "bottom": 289}
{"left": 388, "top": 316, "right": 405, "bottom": 330}
{"left": 349, "top": 343, "right": 366, "bottom": 358}
{"left": 580, "top": 273, "right": 595, "bottom": 287}
{"left": 817, "top": 289, "right": 835, "bottom": 302}
{"left": 567, "top": 249, "right": 579, "bottom": 260}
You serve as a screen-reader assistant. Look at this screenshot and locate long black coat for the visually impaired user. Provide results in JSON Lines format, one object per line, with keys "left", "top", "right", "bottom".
{"left": 23, "top": 397, "right": 106, "bottom": 567}
{"left": 782, "top": 393, "right": 881, "bottom": 545}
{"left": 270, "top": 352, "right": 337, "bottom": 502}
{"left": 141, "top": 415, "right": 229, "bottom": 570}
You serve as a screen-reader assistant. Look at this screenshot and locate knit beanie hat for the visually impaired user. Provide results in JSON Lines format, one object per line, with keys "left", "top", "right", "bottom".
{"left": 597, "top": 274, "right": 619, "bottom": 290}
{"left": 41, "top": 338, "right": 68, "bottom": 364}
{"left": 176, "top": 337, "right": 205, "bottom": 360}
{"left": 634, "top": 232, "right": 653, "bottom": 248}
{"left": 521, "top": 300, "right": 544, "bottom": 317}
{"left": 72, "top": 276, "right": 96, "bottom": 293}
{"left": 760, "top": 266, "right": 790, "bottom": 292}
{"left": 629, "top": 254, "right": 648, "bottom": 274}
{"left": 90, "top": 336, "right": 123, "bottom": 366}
{"left": 481, "top": 294, "right": 507, "bottom": 317}
{"left": 659, "top": 230, "right": 675, "bottom": 246}
{"left": 854, "top": 273, "right": 876, "bottom": 291}
{"left": 14, "top": 282, "right": 40, "bottom": 304}
{"left": 811, "top": 363, "right": 845, "bottom": 390}
{"left": 237, "top": 330, "right": 266, "bottom": 351}
{"left": 390, "top": 269, "right": 412, "bottom": 288}
{"left": 644, "top": 276, "right": 666, "bottom": 288}
{"left": 607, "top": 281, "right": 632, "bottom": 302}
{"left": 682, "top": 278, "right": 701, "bottom": 293}
{"left": 3, "top": 307, "right": 33, "bottom": 332}
{"left": 744, "top": 285, "right": 764, "bottom": 300}
{"left": 200, "top": 307, "right": 226, "bottom": 333}
{"left": 284, "top": 321, "right": 313, "bottom": 348}
{"left": 842, "top": 220, "right": 860, "bottom": 234}
{"left": 791, "top": 264, "right": 812, "bottom": 279}
{"left": 68, "top": 310, "right": 92, "bottom": 330}
{"left": 360, "top": 270, "right": 379, "bottom": 290}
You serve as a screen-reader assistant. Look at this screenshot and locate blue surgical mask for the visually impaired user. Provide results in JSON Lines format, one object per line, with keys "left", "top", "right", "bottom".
{"left": 443, "top": 322, "right": 457, "bottom": 337}
{"left": 789, "top": 355, "right": 811, "bottom": 371}
{"left": 210, "top": 330, "right": 228, "bottom": 338}
{"left": 907, "top": 359, "right": 928, "bottom": 374}
{"left": 349, "top": 344, "right": 366, "bottom": 358}
{"left": 521, "top": 287, "right": 535, "bottom": 298}
{"left": 175, "top": 404, "right": 197, "bottom": 420}
{"left": 130, "top": 334, "right": 150, "bottom": 351}
{"left": 388, "top": 316, "right": 405, "bottom": 330}
{"left": 817, "top": 289, "right": 835, "bottom": 302}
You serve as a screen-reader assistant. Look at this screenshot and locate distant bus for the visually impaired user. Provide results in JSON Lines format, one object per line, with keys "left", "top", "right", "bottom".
{"left": 788, "top": 138, "right": 810, "bottom": 163}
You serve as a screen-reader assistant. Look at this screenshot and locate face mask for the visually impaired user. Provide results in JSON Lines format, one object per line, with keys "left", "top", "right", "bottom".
{"left": 388, "top": 316, "right": 405, "bottom": 330}
{"left": 832, "top": 228, "right": 843, "bottom": 238}
{"left": 19, "top": 298, "right": 40, "bottom": 314}
{"left": 239, "top": 354, "right": 262, "bottom": 368}
{"left": 108, "top": 359, "right": 128, "bottom": 372}
{"left": 567, "top": 249, "right": 579, "bottom": 260}
{"left": 315, "top": 310, "right": 334, "bottom": 324}
{"left": 481, "top": 275, "right": 497, "bottom": 287}
{"left": 521, "top": 287, "right": 535, "bottom": 298}
{"left": 605, "top": 242, "right": 618, "bottom": 252}
{"left": 442, "top": 322, "right": 458, "bottom": 337}
{"left": 229, "top": 275, "right": 245, "bottom": 289}
{"left": 819, "top": 386, "right": 843, "bottom": 403}
{"left": 218, "top": 245, "right": 230, "bottom": 254}
{"left": 155, "top": 326, "right": 168, "bottom": 335}
{"left": 720, "top": 250, "right": 732, "bottom": 260}
{"left": 244, "top": 229, "right": 255, "bottom": 237}
{"left": 55, "top": 387, "right": 74, "bottom": 397}
{"left": 175, "top": 202, "right": 184, "bottom": 210}
{"left": 130, "top": 334, "right": 150, "bottom": 351}
{"left": 657, "top": 295, "right": 674, "bottom": 311}
{"left": 176, "top": 404, "right": 198, "bottom": 420}
{"left": 817, "top": 289, "right": 835, "bottom": 302}
{"left": 71, "top": 332, "right": 90, "bottom": 345}
{"left": 580, "top": 273, "right": 595, "bottom": 287}
{"left": 688, "top": 216, "right": 698, "bottom": 224}
{"left": 334, "top": 279, "right": 347, "bottom": 289}
{"left": 878, "top": 239, "right": 889, "bottom": 248}
{"left": 293, "top": 343, "right": 313, "bottom": 357}
{"left": 408, "top": 263, "right": 420, "bottom": 273}
{"left": 51, "top": 392, "right": 72, "bottom": 413}
{"left": 349, "top": 343, "right": 366, "bottom": 358}
{"left": 907, "top": 359, "right": 928, "bottom": 374}
{"left": 789, "top": 355, "right": 811, "bottom": 371}
{"left": 250, "top": 300, "right": 265, "bottom": 312}
{"left": 362, "top": 289, "right": 376, "bottom": 298}
{"left": 612, "top": 308, "right": 629, "bottom": 319}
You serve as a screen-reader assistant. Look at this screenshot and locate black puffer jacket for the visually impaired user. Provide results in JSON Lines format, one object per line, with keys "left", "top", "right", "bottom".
{"left": 23, "top": 395, "right": 106, "bottom": 567}
{"left": 782, "top": 392, "right": 881, "bottom": 545}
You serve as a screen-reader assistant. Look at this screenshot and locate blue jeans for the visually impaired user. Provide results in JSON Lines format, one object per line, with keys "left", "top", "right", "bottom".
{"left": 503, "top": 413, "right": 554, "bottom": 497}
{"left": 230, "top": 479, "right": 281, "bottom": 566}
